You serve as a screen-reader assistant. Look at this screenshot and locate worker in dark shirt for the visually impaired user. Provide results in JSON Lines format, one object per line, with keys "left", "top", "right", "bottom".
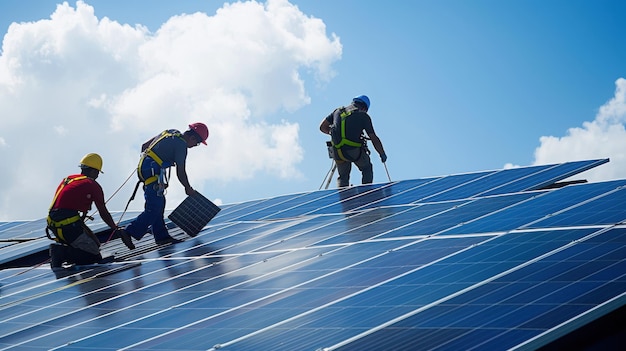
{"left": 320, "top": 95, "right": 387, "bottom": 187}
{"left": 124, "top": 123, "right": 209, "bottom": 245}
{"left": 47, "top": 153, "right": 135, "bottom": 268}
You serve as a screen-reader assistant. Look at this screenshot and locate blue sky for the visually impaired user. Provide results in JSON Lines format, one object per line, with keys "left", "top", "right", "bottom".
{"left": 1, "top": 0, "right": 626, "bottom": 220}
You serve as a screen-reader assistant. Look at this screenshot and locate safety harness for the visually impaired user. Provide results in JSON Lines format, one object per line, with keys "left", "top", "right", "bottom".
{"left": 137, "top": 129, "right": 184, "bottom": 185}
{"left": 331, "top": 107, "right": 365, "bottom": 162}
{"left": 45, "top": 176, "right": 88, "bottom": 243}
{"left": 125, "top": 129, "right": 184, "bottom": 205}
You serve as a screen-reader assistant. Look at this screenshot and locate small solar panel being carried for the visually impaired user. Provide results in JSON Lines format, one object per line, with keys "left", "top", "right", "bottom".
{"left": 0, "top": 158, "right": 625, "bottom": 351}
{"left": 168, "top": 191, "right": 221, "bottom": 237}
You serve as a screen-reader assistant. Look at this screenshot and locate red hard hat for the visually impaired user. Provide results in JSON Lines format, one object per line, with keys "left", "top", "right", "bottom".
{"left": 189, "top": 122, "right": 209, "bottom": 145}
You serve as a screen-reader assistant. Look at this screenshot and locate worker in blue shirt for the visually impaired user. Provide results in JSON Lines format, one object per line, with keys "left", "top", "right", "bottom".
{"left": 124, "top": 123, "right": 209, "bottom": 245}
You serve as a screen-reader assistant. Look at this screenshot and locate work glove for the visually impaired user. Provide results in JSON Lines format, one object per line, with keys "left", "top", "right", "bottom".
{"left": 185, "top": 186, "right": 196, "bottom": 196}
{"left": 380, "top": 153, "right": 387, "bottom": 163}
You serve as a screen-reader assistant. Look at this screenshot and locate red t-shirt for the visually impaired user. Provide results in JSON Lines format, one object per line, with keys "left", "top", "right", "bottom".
{"left": 51, "top": 174, "right": 105, "bottom": 213}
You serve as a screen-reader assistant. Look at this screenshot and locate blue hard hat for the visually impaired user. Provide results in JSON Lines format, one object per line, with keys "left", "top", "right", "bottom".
{"left": 352, "top": 95, "right": 370, "bottom": 110}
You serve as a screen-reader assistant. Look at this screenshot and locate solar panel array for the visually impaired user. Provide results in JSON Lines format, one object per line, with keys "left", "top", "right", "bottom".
{"left": 1, "top": 158, "right": 625, "bottom": 350}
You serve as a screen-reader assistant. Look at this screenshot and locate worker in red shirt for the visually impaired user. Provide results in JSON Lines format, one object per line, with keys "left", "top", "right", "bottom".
{"left": 47, "top": 153, "right": 134, "bottom": 268}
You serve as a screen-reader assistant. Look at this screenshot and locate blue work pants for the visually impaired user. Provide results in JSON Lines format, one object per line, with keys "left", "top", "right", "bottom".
{"left": 126, "top": 160, "right": 170, "bottom": 242}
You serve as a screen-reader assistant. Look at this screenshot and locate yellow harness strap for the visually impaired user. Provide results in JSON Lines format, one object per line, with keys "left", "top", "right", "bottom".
{"left": 48, "top": 215, "right": 81, "bottom": 227}
{"left": 335, "top": 148, "right": 348, "bottom": 162}
{"left": 47, "top": 216, "right": 81, "bottom": 243}
{"left": 138, "top": 130, "right": 183, "bottom": 185}
{"left": 46, "top": 175, "right": 88, "bottom": 242}
{"left": 332, "top": 108, "right": 363, "bottom": 161}
{"left": 139, "top": 150, "right": 164, "bottom": 185}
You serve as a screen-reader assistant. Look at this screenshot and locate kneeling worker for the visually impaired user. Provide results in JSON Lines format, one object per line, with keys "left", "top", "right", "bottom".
{"left": 46, "top": 153, "right": 135, "bottom": 268}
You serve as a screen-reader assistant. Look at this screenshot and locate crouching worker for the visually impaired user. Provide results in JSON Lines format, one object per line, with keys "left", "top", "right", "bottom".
{"left": 46, "top": 153, "right": 135, "bottom": 268}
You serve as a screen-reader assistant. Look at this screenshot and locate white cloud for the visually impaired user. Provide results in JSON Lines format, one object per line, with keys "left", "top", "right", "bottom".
{"left": 532, "top": 78, "right": 626, "bottom": 182}
{"left": 0, "top": 0, "right": 341, "bottom": 220}
{"left": 53, "top": 125, "right": 69, "bottom": 135}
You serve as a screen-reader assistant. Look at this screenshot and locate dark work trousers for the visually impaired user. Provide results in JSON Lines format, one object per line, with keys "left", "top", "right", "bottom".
{"left": 47, "top": 214, "right": 102, "bottom": 265}
{"left": 335, "top": 146, "right": 373, "bottom": 187}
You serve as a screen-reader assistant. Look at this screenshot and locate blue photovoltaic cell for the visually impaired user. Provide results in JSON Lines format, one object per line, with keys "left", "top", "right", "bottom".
{"left": 255, "top": 191, "right": 350, "bottom": 220}
{"left": 397, "top": 171, "right": 496, "bottom": 203}
{"left": 329, "top": 183, "right": 405, "bottom": 213}
{"left": 352, "top": 177, "right": 441, "bottom": 210}
{"left": 442, "top": 179, "right": 626, "bottom": 235}
{"left": 425, "top": 164, "right": 553, "bottom": 202}
{"left": 235, "top": 185, "right": 383, "bottom": 221}
{"left": 330, "top": 228, "right": 625, "bottom": 351}
{"left": 353, "top": 171, "right": 494, "bottom": 210}
{"left": 168, "top": 191, "right": 221, "bottom": 236}
{"left": 209, "top": 199, "right": 268, "bottom": 224}
{"left": 0, "top": 221, "right": 29, "bottom": 233}
{"left": 251, "top": 189, "right": 340, "bottom": 220}
{"left": 313, "top": 206, "right": 422, "bottom": 245}
{"left": 0, "top": 159, "right": 624, "bottom": 351}
{"left": 480, "top": 158, "right": 609, "bottom": 196}
{"left": 303, "top": 183, "right": 389, "bottom": 216}
{"left": 380, "top": 192, "right": 538, "bottom": 238}
{"left": 222, "top": 192, "right": 309, "bottom": 222}
{"left": 0, "top": 219, "right": 47, "bottom": 240}
{"left": 316, "top": 202, "right": 468, "bottom": 245}
{"left": 527, "top": 185, "right": 626, "bottom": 228}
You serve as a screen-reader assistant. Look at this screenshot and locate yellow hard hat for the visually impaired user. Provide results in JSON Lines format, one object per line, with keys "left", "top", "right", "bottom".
{"left": 79, "top": 153, "right": 103, "bottom": 173}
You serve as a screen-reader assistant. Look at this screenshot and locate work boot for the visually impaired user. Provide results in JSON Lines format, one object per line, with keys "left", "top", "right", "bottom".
{"left": 116, "top": 228, "right": 136, "bottom": 250}
{"left": 155, "top": 236, "right": 184, "bottom": 245}
{"left": 49, "top": 243, "right": 67, "bottom": 268}
{"left": 98, "top": 256, "right": 115, "bottom": 264}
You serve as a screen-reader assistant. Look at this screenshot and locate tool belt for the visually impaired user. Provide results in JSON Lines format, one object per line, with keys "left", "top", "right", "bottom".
{"left": 332, "top": 138, "right": 369, "bottom": 163}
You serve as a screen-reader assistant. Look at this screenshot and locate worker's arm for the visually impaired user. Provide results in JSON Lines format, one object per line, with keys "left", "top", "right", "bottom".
{"left": 320, "top": 119, "right": 331, "bottom": 135}
{"left": 368, "top": 131, "right": 387, "bottom": 162}
{"left": 176, "top": 165, "right": 195, "bottom": 196}
{"left": 94, "top": 200, "right": 117, "bottom": 231}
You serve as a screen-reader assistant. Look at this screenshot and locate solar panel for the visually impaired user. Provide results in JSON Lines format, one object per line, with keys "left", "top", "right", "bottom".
{"left": 424, "top": 164, "right": 553, "bottom": 202}
{"left": 167, "top": 191, "right": 221, "bottom": 237}
{"left": 378, "top": 192, "right": 540, "bottom": 239}
{"left": 0, "top": 219, "right": 47, "bottom": 240}
{"left": 338, "top": 228, "right": 626, "bottom": 351}
{"left": 480, "top": 158, "right": 609, "bottom": 196}
{"left": 0, "top": 159, "right": 624, "bottom": 350}
{"left": 525, "top": 180, "right": 626, "bottom": 228}
{"left": 443, "top": 179, "right": 626, "bottom": 235}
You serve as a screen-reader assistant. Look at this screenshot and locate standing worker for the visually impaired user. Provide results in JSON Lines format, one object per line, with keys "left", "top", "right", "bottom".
{"left": 47, "top": 153, "right": 135, "bottom": 268}
{"left": 123, "top": 123, "right": 209, "bottom": 245}
{"left": 320, "top": 95, "right": 387, "bottom": 187}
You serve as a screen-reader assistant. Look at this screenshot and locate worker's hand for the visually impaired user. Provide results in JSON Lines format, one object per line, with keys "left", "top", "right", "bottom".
{"left": 380, "top": 153, "right": 387, "bottom": 163}
{"left": 185, "top": 186, "right": 196, "bottom": 196}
